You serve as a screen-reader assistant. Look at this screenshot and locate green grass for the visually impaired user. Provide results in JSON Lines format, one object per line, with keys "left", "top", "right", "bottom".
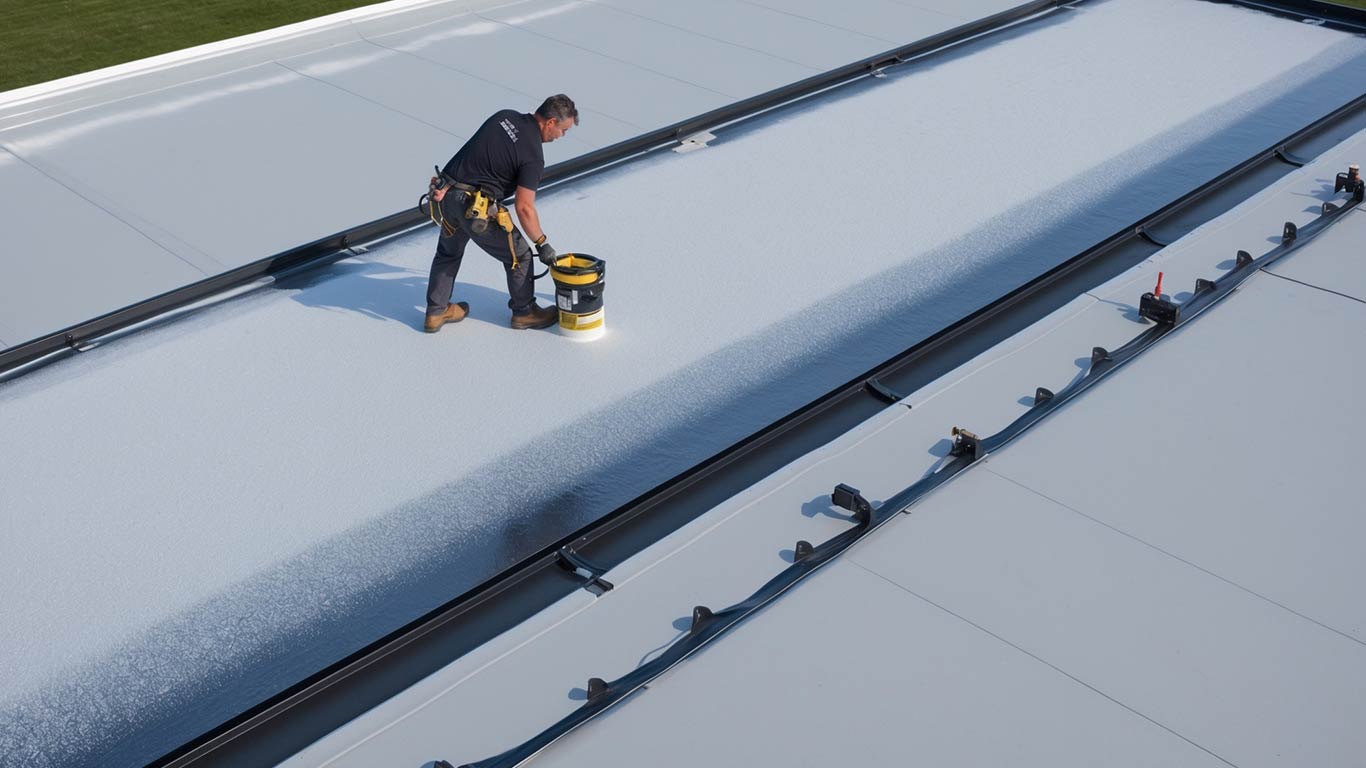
{"left": 0, "top": 0, "right": 382, "bottom": 93}
{"left": 1, "top": 0, "right": 1363, "bottom": 93}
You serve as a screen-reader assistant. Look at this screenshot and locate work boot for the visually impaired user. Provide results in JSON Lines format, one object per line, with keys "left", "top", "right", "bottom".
{"left": 424, "top": 301, "right": 469, "bottom": 333}
{"left": 509, "top": 304, "right": 558, "bottom": 330}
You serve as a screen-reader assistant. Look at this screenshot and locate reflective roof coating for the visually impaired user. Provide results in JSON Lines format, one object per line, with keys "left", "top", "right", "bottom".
{"left": 0, "top": 0, "right": 1023, "bottom": 352}
{"left": 284, "top": 129, "right": 1366, "bottom": 768}
{"left": 3, "top": 0, "right": 1365, "bottom": 765}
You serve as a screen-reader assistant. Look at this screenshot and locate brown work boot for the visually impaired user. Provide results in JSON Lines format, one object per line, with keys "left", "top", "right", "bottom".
{"left": 509, "top": 304, "right": 558, "bottom": 330}
{"left": 424, "top": 301, "right": 469, "bottom": 333}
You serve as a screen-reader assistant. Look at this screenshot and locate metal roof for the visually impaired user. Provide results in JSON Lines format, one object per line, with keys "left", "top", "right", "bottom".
{"left": 2, "top": 0, "right": 1364, "bottom": 765}
{"left": 0, "top": 0, "right": 1024, "bottom": 355}
{"left": 284, "top": 126, "right": 1366, "bottom": 768}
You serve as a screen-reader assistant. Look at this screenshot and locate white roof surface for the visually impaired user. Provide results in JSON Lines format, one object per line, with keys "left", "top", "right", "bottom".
{"left": 0, "top": 0, "right": 1023, "bottom": 350}
{"left": 2, "top": 0, "right": 1365, "bottom": 765}
{"left": 287, "top": 126, "right": 1366, "bottom": 768}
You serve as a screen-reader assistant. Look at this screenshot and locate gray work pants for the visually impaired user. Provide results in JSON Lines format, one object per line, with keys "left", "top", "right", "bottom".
{"left": 425, "top": 192, "right": 536, "bottom": 316}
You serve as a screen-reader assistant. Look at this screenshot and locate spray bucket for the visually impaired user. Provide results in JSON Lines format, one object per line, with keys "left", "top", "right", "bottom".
{"left": 550, "top": 253, "right": 606, "bottom": 341}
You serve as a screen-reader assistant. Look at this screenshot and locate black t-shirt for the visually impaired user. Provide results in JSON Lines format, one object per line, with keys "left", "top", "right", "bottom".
{"left": 442, "top": 110, "right": 544, "bottom": 200}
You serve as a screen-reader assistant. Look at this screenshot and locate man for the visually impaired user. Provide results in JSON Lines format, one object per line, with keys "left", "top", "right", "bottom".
{"left": 424, "top": 94, "right": 578, "bottom": 332}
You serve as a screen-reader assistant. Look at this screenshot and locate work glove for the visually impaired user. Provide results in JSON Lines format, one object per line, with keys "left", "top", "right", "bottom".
{"left": 537, "top": 241, "right": 558, "bottom": 267}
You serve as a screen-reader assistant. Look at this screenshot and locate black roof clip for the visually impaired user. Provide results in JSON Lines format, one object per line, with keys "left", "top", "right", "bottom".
{"left": 1235, "top": 250, "right": 1254, "bottom": 269}
{"left": 1034, "top": 387, "right": 1055, "bottom": 406}
{"left": 864, "top": 377, "right": 908, "bottom": 405}
{"left": 794, "top": 540, "right": 815, "bottom": 562}
{"left": 950, "top": 426, "right": 981, "bottom": 462}
{"left": 555, "top": 545, "right": 614, "bottom": 595}
{"left": 587, "top": 677, "right": 610, "bottom": 704}
{"left": 1273, "top": 146, "right": 1307, "bottom": 167}
{"left": 1090, "top": 346, "right": 1111, "bottom": 368}
{"left": 1334, "top": 167, "right": 1363, "bottom": 202}
{"left": 1282, "top": 221, "right": 1298, "bottom": 243}
{"left": 64, "top": 333, "right": 95, "bottom": 353}
{"left": 1194, "top": 278, "right": 1217, "bottom": 296}
{"left": 1138, "top": 291, "right": 1179, "bottom": 325}
{"left": 1135, "top": 226, "right": 1169, "bottom": 247}
{"left": 690, "top": 605, "right": 716, "bottom": 633}
{"left": 831, "top": 483, "right": 873, "bottom": 526}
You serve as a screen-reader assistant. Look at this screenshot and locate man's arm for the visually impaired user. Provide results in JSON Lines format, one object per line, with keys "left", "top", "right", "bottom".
{"left": 513, "top": 185, "right": 545, "bottom": 244}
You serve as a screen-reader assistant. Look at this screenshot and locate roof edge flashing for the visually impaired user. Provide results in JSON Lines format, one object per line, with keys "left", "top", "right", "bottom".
{"left": 0, "top": 0, "right": 513, "bottom": 112}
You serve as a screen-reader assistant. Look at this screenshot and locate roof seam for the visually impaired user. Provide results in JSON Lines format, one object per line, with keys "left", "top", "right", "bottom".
{"left": 469, "top": 12, "right": 758, "bottom": 101}
{"left": 733, "top": 0, "right": 905, "bottom": 45}
{"left": 581, "top": 0, "right": 864, "bottom": 70}
{"left": 0, "top": 143, "right": 215, "bottom": 278}
{"left": 1257, "top": 267, "right": 1366, "bottom": 306}
{"left": 981, "top": 468, "right": 1366, "bottom": 649}
{"left": 353, "top": 32, "right": 649, "bottom": 131}
{"left": 272, "top": 59, "right": 468, "bottom": 141}
{"left": 842, "top": 559, "right": 1243, "bottom": 768}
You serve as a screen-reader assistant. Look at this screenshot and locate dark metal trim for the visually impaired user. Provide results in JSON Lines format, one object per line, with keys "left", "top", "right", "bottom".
{"left": 1211, "top": 0, "right": 1366, "bottom": 32}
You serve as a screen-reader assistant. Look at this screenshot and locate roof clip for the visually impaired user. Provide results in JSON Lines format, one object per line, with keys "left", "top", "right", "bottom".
{"left": 1135, "top": 226, "right": 1169, "bottom": 247}
{"left": 1090, "top": 346, "right": 1111, "bottom": 369}
{"left": 690, "top": 605, "right": 716, "bottom": 633}
{"left": 1282, "top": 221, "right": 1297, "bottom": 243}
{"left": 864, "top": 377, "right": 908, "bottom": 405}
{"left": 1033, "top": 387, "right": 1054, "bottom": 406}
{"left": 1138, "top": 271, "right": 1179, "bottom": 325}
{"left": 555, "top": 545, "right": 614, "bottom": 595}
{"left": 1334, "top": 164, "right": 1363, "bottom": 202}
{"left": 831, "top": 483, "right": 873, "bottom": 527}
{"left": 586, "top": 677, "right": 610, "bottom": 704}
{"left": 1273, "top": 146, "right": 1307, "bottom": 167}
{"left": 1235, "top": 250, "right": 1254, "bottom": 269}
{"left": 869, "top": 56, "right": 899, "bottom": 78}
{"left": 1194, "top": 277, "right": 1217, "bottom": 296}
{"left": 64, "top": 333, "right": 95, "bottom": 353}
{"left": 673, "top": 130, "right": 716, "bottom": 154}
{"left": 794, "top": 540, "right": 815, "bottom": 562}
{"left": 949, "top": 427, "right": 981, "bottom": 462}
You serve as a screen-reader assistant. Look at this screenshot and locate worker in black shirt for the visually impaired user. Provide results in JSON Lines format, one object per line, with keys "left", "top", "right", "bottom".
{"left": 424, "top": 94, "right": 579, "bottom": 332}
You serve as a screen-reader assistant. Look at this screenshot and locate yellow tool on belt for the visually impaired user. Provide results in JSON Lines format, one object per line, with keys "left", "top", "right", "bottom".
{"left": 465, "top": 190, "right": 492, "bottom": 234}
{"left": 494, "top": 207, "right": 523, "bottom": 268}
{"left": 418, "top": 167, "right": 527, "bottom": 270}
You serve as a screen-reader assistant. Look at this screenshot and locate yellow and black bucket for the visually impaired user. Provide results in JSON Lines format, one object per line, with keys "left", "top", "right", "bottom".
{"left": 549, "top": 253, "right": 606, "bottom": 341}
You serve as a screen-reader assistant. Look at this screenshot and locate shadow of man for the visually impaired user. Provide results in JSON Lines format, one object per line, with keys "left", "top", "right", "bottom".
{"left": 279, "top": 260, "right": 525, "bottom": 332}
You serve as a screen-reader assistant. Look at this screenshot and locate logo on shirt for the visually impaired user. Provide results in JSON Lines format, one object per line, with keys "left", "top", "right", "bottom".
{"left": 500, "top": 118, "right": 520, "bottom": 143}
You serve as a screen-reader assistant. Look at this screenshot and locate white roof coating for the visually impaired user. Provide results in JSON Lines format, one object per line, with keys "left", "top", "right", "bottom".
{"left": 2, "top": 0, "right": 1366, "bottom": 765}
{"left": 0, "top": 0, "right": 1023, "bottom": 350}
{"left": 285, "top": 129, "right": 1366, "bottom": 768}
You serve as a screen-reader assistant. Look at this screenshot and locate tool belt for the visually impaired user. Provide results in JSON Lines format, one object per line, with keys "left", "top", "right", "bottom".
{"left": 435, "top": 174, "right": 512, "bottom": 236}
{"left": 425, "top": 167, "right": 525, "bottom": 268}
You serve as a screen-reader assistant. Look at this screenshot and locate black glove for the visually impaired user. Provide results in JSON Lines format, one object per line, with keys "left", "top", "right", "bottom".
{"left": 537, "top": 241, "right": 558, "bottom": 266}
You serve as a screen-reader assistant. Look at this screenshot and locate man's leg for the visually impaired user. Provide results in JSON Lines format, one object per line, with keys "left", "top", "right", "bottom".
{"left": 466, "top": 222, "right": 538, "bottom": 315}
{"left": 425, "top": 198, "right": 470, "bottom": 315}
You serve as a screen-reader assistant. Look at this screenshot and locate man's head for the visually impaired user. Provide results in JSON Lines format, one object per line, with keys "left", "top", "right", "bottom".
{"left": 535, "top": 94, "right": 579, "bottom": 143}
